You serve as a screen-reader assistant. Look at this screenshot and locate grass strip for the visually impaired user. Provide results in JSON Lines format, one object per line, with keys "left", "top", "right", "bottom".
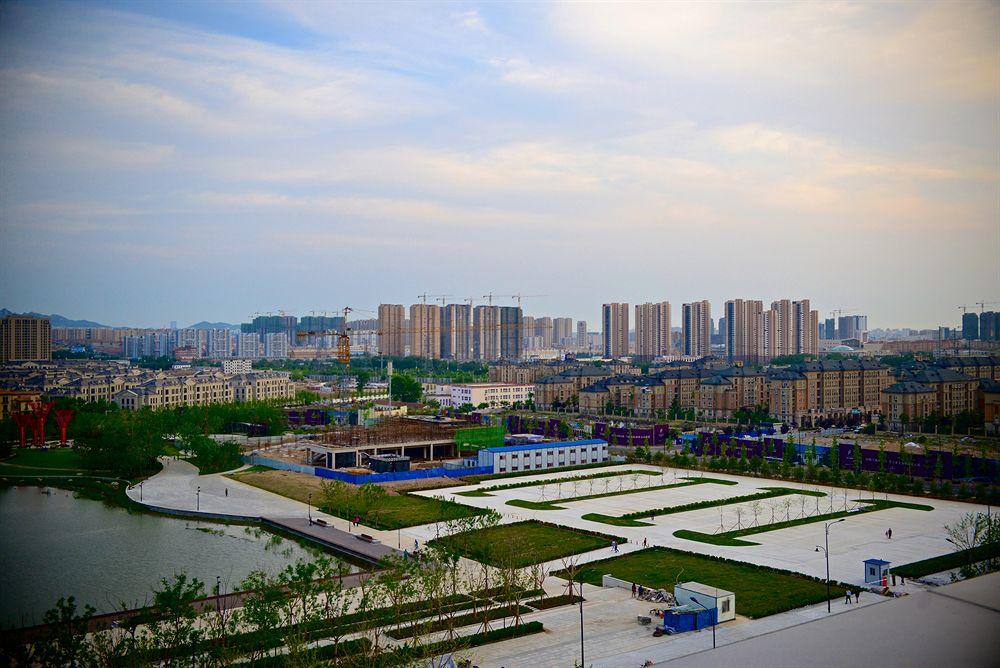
{"left": 674, "top": 499, "right": 933, "bottom": 547}
{"left": 431, "top": 520, "right": 625, "bottom": 568}
{"left": 456, "top": 469, "right": 660, "bottom": 497}
{"left": 559, "top": 546, "right": 847, "bottom": 619}
{"left": 893, "top": 543, "right": 1000, "bottom": 578}
{"left": 505, "top": 477, "right": 737, "bottom": 511}
{"left": 385, "top": 604, "right": 532, "bottom": 640}
{"left": 582, "top": 487, "right": 825, "bottom": 527}
{"left": 527, "top": 594, "right": 583, "bottom": 610}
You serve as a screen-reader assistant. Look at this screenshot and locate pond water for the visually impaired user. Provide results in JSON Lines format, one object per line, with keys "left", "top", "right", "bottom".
{"left": 0, "top": 486, "right": 341, "bottom": 628}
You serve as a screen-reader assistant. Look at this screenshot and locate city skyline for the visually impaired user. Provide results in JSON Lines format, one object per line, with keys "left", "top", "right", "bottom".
{"left": 1, "top": 2, "right": 997, "bottom": 328}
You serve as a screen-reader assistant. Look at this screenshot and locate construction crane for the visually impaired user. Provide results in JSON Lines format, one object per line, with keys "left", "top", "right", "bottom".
{"left": 959, "top": 306, "right": 971, "bottom": 314}
{"left": 509, "top": 293, "right": 546, "bottom": 308}
{"left": 295, "top": 306, "right": 353, "bottom": 363}
{"left": 416, "top": 293, "right": 452, "bottom": 306}
{"left": 976, "top": 301, "right": 999, "bottom": 313}
{"left": 482, "top": 293, "right": 503, "bottom": 306}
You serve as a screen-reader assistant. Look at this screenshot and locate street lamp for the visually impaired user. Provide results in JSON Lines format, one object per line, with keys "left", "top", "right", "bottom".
{"left": 815, "top": 518, "right": 846, "bottom": 613}
{"left": 138, "top": 481, "right": 143, "bottom": 502}
{"left": 689, "top": 597, "right": 716, "bottom": 649}
{"left": 307, "top": 493, "right": 312, "bottom": 525}
{"left": 216, "top": 575, "right": 221, "bottom": 613}
{"left": 197, "top": 486, "right": 201, "bottom": 511}
{"left": 578, "top": 581, "right": 585, "bottom": 667}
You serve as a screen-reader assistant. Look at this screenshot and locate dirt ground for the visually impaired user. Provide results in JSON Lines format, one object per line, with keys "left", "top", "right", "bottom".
{"left": 229, "top": 468, "right": 461, "bottom": 502}
{"left": 800, "top": 432, "right": 997, "bottom": 456}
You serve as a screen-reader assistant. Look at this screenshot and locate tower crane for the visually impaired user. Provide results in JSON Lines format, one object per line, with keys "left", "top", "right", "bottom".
{"left": 295, "top": 306, "right": 353, "bottom": 364}
{"left": 976, "top": 301, "right": 999, "bottom": 313}
{"left": 509, "top": 294, "right": 546, "bottom": 308}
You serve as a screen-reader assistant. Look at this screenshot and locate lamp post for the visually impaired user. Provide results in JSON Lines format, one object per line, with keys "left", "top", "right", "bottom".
{"left": 138, "top": 481, "right": 143, "bottom": 502}
{"left": 815, "top": 518, "right": 846, "bottom": 613}
{"left": 197, "top": 486, "right": 201, "bottom": 511}
{"left": 307, "top": 493, "right": 312, "bottom": 525}
{"left": 216, "top": 575, "right": 221, "bottom": 613}
{"left": 578, "top": 581, "right": 585, "bottom": 668}
{"left": 689, "top": 597, "right": 716, "bottom": 649}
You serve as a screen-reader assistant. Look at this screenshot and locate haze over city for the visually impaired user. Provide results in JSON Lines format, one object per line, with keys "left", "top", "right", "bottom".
{"left": 1, "top": 1, "right": 998, "bottom": 328}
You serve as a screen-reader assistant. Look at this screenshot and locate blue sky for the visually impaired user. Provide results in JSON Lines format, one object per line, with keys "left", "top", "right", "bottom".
{"left": 0, "top": 1, "right": 997, "bottom": 328}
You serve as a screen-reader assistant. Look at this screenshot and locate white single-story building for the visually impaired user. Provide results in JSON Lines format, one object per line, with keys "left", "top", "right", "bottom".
{"left": 674, "top": 582, "right": 736, "bottom": 624}
{"left": 471, "top": 438, "right": 608, "bottom": 474}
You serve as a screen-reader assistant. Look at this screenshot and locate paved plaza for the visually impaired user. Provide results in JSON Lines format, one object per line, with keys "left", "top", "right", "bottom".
{"left": 415, "top": 464, "right": 991, "bottom": 586}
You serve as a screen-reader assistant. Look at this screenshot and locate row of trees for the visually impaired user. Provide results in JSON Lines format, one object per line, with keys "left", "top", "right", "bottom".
{"left": 0, "top": 398, "right": 289, "bottom": 478}
{"left": 3, "top": 513, "right": 554, "bottom": 667}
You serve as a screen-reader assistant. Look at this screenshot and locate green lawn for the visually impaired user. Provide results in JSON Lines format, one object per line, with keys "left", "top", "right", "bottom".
{"left": 456, "top": 469, "right": 660, "bottom": 497}
{"left": 431, "top": 521, "right": 622, "bottom": 568}
{"left": 0, "top": 447, "right": 86, "bottom": 473}
{"left": 563, "top": 547, "right": 845, "bottom": 618}
{"left": 674, "top": 499, "right": 934, "bottom": 546}
{"left": 583, "top": 487, "right": 825, "bottom": 527}
{"left": 321, "top": 493, "right": 487, "bottom": 530}
{"left": 893, "top": 543, "right": 1000, "bottom": 578}
{"left": 505, "top": 477, "right": 738, "bottom": 511}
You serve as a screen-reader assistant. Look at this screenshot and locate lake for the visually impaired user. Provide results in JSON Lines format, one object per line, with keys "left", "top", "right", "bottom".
{"left": 0, "top": 486, "right": 340, "bottom": 628}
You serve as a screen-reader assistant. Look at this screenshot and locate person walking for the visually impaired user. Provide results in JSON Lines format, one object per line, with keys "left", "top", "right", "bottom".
{"left": 887, "top": 527, "right": 892, "bottom": 539}
{"left": 845, "top": 590, "right": 852, "bottom": 605}
{"left": 632, "top": 582, "right": 637, "bottom": 598}
{"left": 643, "top": 537, "right": 648, "bottom": 548}
{"left": 414, "top": 538, "right": 419, "bottom": 551}
{"left": 854, "top": 590, "right": 860, "bottom": 603}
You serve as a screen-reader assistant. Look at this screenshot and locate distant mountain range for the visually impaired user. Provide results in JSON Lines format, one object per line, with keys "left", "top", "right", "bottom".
{"left": 0, "top": 309, "right": 241, "bottom": 330}
{"left": 187, "top": 321, "right": 240, "bottom": 330}
{"left": 0, "top": 308, "right": 110, "bottom": 328}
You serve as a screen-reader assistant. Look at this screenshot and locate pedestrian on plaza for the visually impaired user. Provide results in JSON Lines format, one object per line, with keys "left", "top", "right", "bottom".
{"left": 643, "top": 537, "right": 648, "bottom": 548}
{"left": 887, "top": 528, "right": 892, "bottom": 539}
{"left": 224, "top": 488, "right": 228, "bottom": 497}
{"left": 899, "top": 574, "right": 905, "bottom": 585}
{"left": 639, "top": 585, "right": 645, "bottom": 598}
{"left": 854, "top": 590, "right": 860, "bottom": 603}
{"left": 845, "top": 590, "right": 852, "bottom": 605}
{"left": 611, "top": 540, "right": 618, "bottom": 553}
{"left": 414, "top": 538, "right": 419, "bottom": 551}
{"left": 632, "top": 582, "right": 637, "bottom": 598}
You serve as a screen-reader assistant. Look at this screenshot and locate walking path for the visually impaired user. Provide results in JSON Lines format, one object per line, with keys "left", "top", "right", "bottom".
{"left": 125, "top": 458, "right": 405, "bottom": 560}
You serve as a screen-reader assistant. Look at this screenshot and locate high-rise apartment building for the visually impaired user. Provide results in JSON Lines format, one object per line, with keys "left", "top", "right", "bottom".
{"left": 981, "top": 312, "right": 999, "bottom": 341}
{"left": 602, "top": 303, "right": 630, "bottom": 358}
{"left": 208, "top": 328, "right": 232, "bottom": 359}
{"left": 378, "top": 304, "right": 406, "bottom": 357}
{"left": 0, "top": 315, "right": 51, "bottom": 363}
{"left": 441, "top": 304, "right": 472, "bottom": 360}
{"left": 962, "top": 313, "right": 979, "bottom": 340}
{"left": 794, "top": 300, "right": 820, "bottom": 355}
{"left": 263, "top": 332, "right": 289, "bottom": 359}
{"left": 535, "top": 317, "right": 554, "bottom": 347}
{"left": 553, "top": 317, "right": 573, "bottom": 346}
{"left": 409, "top": 304, "right": 441, "bottom": 359}
{"left": 682, "top": 301, "right": 711, "bottom": 357}
{"left": 837, "top": 315, "right": 868, "bottom": 341}
{"left": 499, "top": 306, "right": 523, "bottom": 360}
{"left": 635, "top": 301, "right": 671, "bottom": 360}
{"left": 236, "top": 333, "right": 262, "bottom": 359}
{"left": 724, "top": 299, "right": 764, "bottom": 362}
{"left": 576, "top": 321, "right": 588, "bottom": 350}
{"left": 473, "top": 305, "right": 501, "bottom": 361}
{"left": 823, "top": 317, "right": 837, "bottom": 340}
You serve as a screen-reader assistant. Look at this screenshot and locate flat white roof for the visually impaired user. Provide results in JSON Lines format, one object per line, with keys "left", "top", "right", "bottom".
{"left": 677, "top": 582, "right": 735, "bottom": 598}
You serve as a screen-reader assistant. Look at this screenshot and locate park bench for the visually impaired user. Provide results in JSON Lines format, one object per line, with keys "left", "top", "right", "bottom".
{"left": 357, "top": 533, "right": 380, "bottom": 544}
{"left": 313, "top": 518, "right": 328, "bottom": 527}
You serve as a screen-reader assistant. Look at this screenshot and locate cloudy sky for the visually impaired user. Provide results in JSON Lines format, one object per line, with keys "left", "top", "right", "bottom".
{"left": 1, "top": 1, "right": 997, "bottom": 328}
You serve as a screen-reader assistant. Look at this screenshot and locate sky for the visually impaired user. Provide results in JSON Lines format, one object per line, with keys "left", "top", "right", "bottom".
{"left": 0, "top": 1, "right": 997, "bottom": 329}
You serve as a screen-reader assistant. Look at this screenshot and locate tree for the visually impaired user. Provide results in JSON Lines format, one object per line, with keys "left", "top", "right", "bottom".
{"left": 945, "top": 512, "right": 1000, "bottom": 578}
{"left": 355, "top": 370, "right": 371, "bottom": 392}
{"left": 35, "top": 597, "right": 96, "bottom": 667}
{"left": 390, "top": 374, "right": 423, "bottom": 402}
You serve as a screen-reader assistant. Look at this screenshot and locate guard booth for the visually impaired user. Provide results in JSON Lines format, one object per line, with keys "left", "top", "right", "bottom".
{"left": 367, "top": 453, "right": 410, "bottom": 473}
{"left": 674, "top": 582, "right": 736, "bottom": 623}
{"left": 863, "top": 558, "right": 891, "bottom": 584}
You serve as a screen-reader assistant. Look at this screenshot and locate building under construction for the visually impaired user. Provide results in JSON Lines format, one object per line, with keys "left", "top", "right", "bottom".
{"left": 305, "top": 416, "right": 472, "bottom": 469}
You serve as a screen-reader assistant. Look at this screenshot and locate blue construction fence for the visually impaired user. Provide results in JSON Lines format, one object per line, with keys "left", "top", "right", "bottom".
{"left": 687, "top": 433, "right": 998, "bottom": 481}
{"left": 594, "top": 422, "right": 671, "bottom": 446}
{"left": 314, "top": 465, "right": 493, "bottom": 485}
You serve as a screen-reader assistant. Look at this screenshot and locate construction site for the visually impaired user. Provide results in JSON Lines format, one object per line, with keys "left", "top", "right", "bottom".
{"left": 252, "top": 416, "right": 506, "bottom": 475}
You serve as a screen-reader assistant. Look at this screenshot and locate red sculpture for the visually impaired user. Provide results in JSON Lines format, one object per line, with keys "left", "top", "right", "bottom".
{"left": 13, "top": 412, "right": 33, "bottom": 448}
{"left": 54, "top": 409, "right": 74, "bottom": 445}
{"left": 27, "top": 401, "right": 53, "bottom": 446}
